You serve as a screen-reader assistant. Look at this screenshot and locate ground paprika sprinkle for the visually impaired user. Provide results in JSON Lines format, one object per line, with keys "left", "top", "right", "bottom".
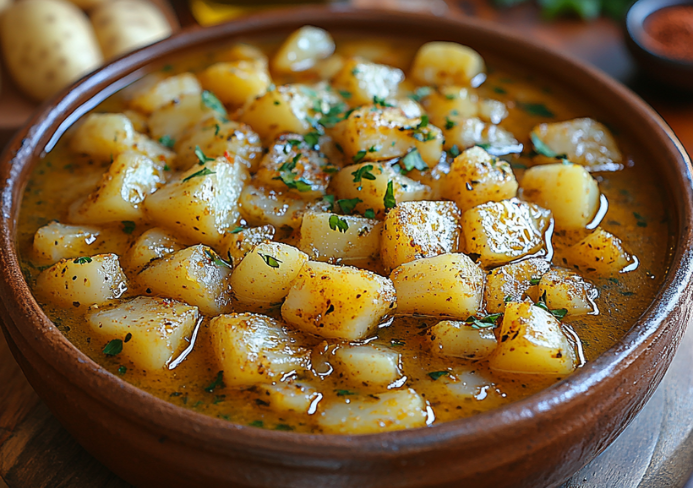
{"left": 643, "top": 5, "right": 693, "bottom": 61}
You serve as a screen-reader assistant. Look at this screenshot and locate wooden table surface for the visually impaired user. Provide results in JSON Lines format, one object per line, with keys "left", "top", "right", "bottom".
{"left": 2, "top": 1, "right": 693, "bottom": 487}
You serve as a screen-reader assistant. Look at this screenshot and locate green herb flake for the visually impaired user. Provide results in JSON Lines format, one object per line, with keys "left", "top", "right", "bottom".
{"left": 364, "top": 208, "right": 376, "bottom": 219}
{"left": 170, "top": 392, "right": 182, "bottom": 397}
{"left": 445, "top": 117, "right": 457, "bottom": 130}
{"left": 204, "top": 371, "right": 225, "bottom": 393}
{"left": 103, "top": 339, "right": 123, "bottom": 356}
{"left": 195, "top": 146, "right": 215, "bottom": 165}
{"left": 338, "top": 90, "right": 352, "bottom": 99}
{"left": 274, "top": 424, "right": 294, "bottom": 431}
{"left": 201, "top": 90, "right": 227, "bottom": 117}
{"left": 337, "top": 198, "right": 362, "bottom": 215}
{"left": 448, "top": 145, "right": 461, "bottom": 158}
{"left": 249, "top": 420, "right": 264, "bottom": 428}
{"left": 608, "top": 277, "right": 619, "bottom": 284}
{"left": 117, "top": 366, "right": 127, "bottom": 375}
{"left": 418, "top": 114, "right": 429, "bottom": 129}
{"left": 329, "top": 215, "right": 349, "bottom": 233}
{"left": 373, "top": 95, "right": 393, "bottom": 107}
{"left": 353, "top": 150, "right": 368, "bottom": 164}
{"left": 428, "top": 371, "right": 449, "bottom": 381}
{"left": 408, "top": 86, "right": 432, "bottom": 102}
{"left": 163, "top": 164, "right": 171, "bottom": 171}
{"left": 182, "top": 167, "right": 216, "bottom": 182}
{"left": 465, "top": 313, "right": 503, "bottom": 329}
{"left": 303, "top": 132, "right": 321, "bottom": 148}
{"left": 391, "top": 340, "right": 405, "bottom": 347}
{"left": 633, "top": 212, "right": 647, "bottom": 227}
{"left": 230, "top": 226, "right": 246, "bottom": 234}
{"left": 214, "top": 124, "right": 221, "bottom": 136}
{"left": 493, "top": 86, "right": 507, "bottom": 94}
{"left": 323, "top": 194, "right": 335, "bottom": 211}
{"left": 518, "top": 101, "right": 555, "bottom": 118}
{"left": 158, "top": 135, "right": 175, "bottom": 148}
{"left": 335, "top": 389, "right": 357, "bottom": 396}
{"left": 401, "top": 149, "right": 428, "bottom": 173}
{"left": 383, "top": 180, "right": 396, "bottom": 209}
{"left": 73, "top": 256, "right": 92, "bottom": 264}
{"left": 551, "top": 308, "right": 568, "bottom": 320}
{"left": 121, "top": 221, "right": 136, "bottom": 235}
{"left": 351, "top": 164, "right": 376, "bottom": 185}
{"left": 205, "top": 249, "right": 231, "bottom": 268}
{"left": 529, "top": 277, "right": 541, "bottom": 286}
{"left": 259, "top": 253, "right": 282, "bottom": 268}
{"left": 530, "top": 133, "right": 560, "bottom": 158}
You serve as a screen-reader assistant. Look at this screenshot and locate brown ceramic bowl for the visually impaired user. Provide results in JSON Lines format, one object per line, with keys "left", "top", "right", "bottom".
{"left": 1, "top": 6, "right": 692, "bottom": 488}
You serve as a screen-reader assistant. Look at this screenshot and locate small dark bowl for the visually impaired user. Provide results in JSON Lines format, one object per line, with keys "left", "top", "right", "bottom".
{"left": 625, "top": 0, "right": 693, "bottom": 90}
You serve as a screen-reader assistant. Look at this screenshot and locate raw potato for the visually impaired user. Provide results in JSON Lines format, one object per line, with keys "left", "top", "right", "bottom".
{"left": 317, "top": 389, "right": 427, "bottom": 434}
{"left": 198, "top": 60, "right": 270, "bottom": 108}
{"left": 282, "top": 261, "right": 397, "bottom": 341}
{"left": 410, "top": 41, "right": 485, "bottom": 87}
{"left": 271, "top": 26, "right": 335, "bottom": 73}
{"left": 125, "top": 227, "right": 183, "bottom": 272}
{"left": 87, "top": 296, "right": 198, "bottom": 371}
{"left": 521, "top": 163, "right": 599, "bottom": 229}
{"left": 33, "top": 222, "right": 102, "bottom": 264}
{"left": 429, "top": 321, "right": 497, "bottom": 360}
{"left": 129, "top": 73, "right": 201, "bottom": 114}
{"left": 230, "top": 242, "right": 308, "bottom": 309}
{"left": 36, "top": 254, "right": 128, "bottom": 309}
{"left": 381, "top": 201, "right": 461, "bottom": 271}
{"left": 299, "top": 212, "right": 382, "bottom": 265}
{"left": 333, "top": 344, "right": 402, "bottom": 388}
{"left": 0, "top": 0, "right": 103, "bottom": 101}
{"left": 238, "top": 184, "right": 308, "bottom": 231}
{"left": 137, "top": 245, "right": 233, "bottom": 315}
{"left": 209, "top": 313, "right": 310, "bottom": 387}
{"left": 221, "top": 225, "right": 275, "bottom": 267}
{"left": 91, "top": 0, "right": 171, "bottom": 60}
{"left": 390, "top": 253, "right": 485, "bottom": 318}
{"left": 564, "top": 227, "right": 636, "bottom": 275}
{"left": 538, "top": 268, "right": 598, "bottom": 316}
{"left": 442, "top": 146, "right": 518, "bottom": 212}
{"left": 331, "top": 58, "right": 404, "bottom": 106}
{"left": 489, "top": 302, "right": 577, "bottom": 375}
{"left": 461, "top": 198, "right": 552, "bottom": 268}
{"left": 485, "top": 258, "right": 552, "bottom": 313}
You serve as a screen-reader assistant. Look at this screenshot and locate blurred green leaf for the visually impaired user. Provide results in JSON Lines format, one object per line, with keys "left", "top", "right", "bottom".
{"left": 492, "top": 0, "right": 635, "bottom": 20}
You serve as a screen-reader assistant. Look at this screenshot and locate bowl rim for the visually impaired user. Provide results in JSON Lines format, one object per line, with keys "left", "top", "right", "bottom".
{"left": 1, "top": 4, "right": 692, "bottom": 457}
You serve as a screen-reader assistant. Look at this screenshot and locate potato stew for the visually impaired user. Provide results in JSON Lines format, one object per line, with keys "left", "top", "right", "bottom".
{"left": 18, "top": 27, "right": 671, "bottom": 434}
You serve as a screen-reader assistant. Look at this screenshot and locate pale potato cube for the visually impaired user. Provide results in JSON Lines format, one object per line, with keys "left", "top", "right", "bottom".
{"left": 478, "top": 99, "right": 510, "bottom": 125}
{"left": 390, "top": 253, "right": 485, "bottom": 318}
{"left": 489, "top": 302, "right": 577, "bottom": 375}
{"left": 129, "top": 73, "right": 201, "bottom": 114}
{"left": 198, "top": 60, "right": 270, "bottom": 108}
{"left": 521, "top": 163, "right": 599, "bottom": 229}
{"left": 410, "top": 41, "right": 485, "bottom": 87}
{"left": 70, "top": 113, "right": 134, "bottom": 161}
{"left": 443, "top": 117, "right": 520, "bottom": 155}
{"left": 36, "top": 254, "right": 128, "bottom": 309}
{"left": 271, "top": 26, "right": 335, "bottom": 73}
{"left": 485, "top": 258, "right": 551, "bottom": 313}
{"left": 381, "top": 201, "right": 461, "bottom": 271}
{"left": 221, "top": 225, "right": 275, "bottom": 267}
{"left": 174, "top": 117, "right": 263, "bottom": 171}
{"left": 442, "top": 146, "right": 518, "bottom": 212}
{"left": 429, "top": 320, "right": 497, "bottom": 360}
{"left": 329, "top": 106, "right": 443, "bottom": 168}
{"left": 220, "top": 43, "right": 268, "bottom": 65}
{"left": 282, "top": 261, "right": 396, "bottom": 341}
{"left": 238, "top": 84, "right": 313, "bottom": 142}
{"left": 123, "top": 110, "right": 148, "bottom": 133}
{"left": 33, "top": 222, "right": 102, "bottom": 264}
{"left": 126, "top": 228, "right": 183, "bottom": 273}
{"left": 230, "top": 242, "right": 308, "bottom": 308}
{"left": 86, "top": 297, "right": 198, "bottom": 370}
{"left": 238, "top": 185, "right": 308, "bottom": 232}
{"left": 461, "top": 199, "right": 552, "bottom": 268}
{"left": 423, "top": 86, "right": 508, "bottom": 127}
{"left": 144, "top": 158, "right": 248, "bottom": 246}
{"left": 137, "top": 245, "right": 232, "bottom": 315}
{"left": 331, "top": 163, "right": 432, "bottom": 219}
{"left": 564, "top": 228, "right": 636, "bottom": 275}
{"left": 444, "top": 368, "right": 495, "bottom": 400}
{"left": 299, "top": 212, "right": 382, "bottom": 265}
{"left": 257, "top": 382, "right": 321, "bottom": 414}
{"left": 331, "top": 58, "right": 404, "bottom": 106}
{"left": 333, "top": 344, "right": 402, "bottom": 388}
{"left": 539, "top": 268, "right": 598, "bottom": 315}
{"left": 68, "top": 151, "right": 166, "bottom": 224}
{"left": 209, "top": 313, "right": 310, "bottom": 386}
{"left": 317, "top": 388, "right": 426, "bottom": 434}
{"left": 148, "top": 93, "right": 218, "bottom": 141}
{"left": 531, "top": 118, "right": 623, "bottom": 171}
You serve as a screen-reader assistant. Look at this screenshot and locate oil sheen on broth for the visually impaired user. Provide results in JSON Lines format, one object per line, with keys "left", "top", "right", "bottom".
{"left": 17, "top": 28, "right": 671, "bottom": 434}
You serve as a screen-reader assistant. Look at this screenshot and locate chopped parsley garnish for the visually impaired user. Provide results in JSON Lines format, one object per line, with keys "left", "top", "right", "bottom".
{"left": 517, "top": 101, "right": 555, "bottom": 118}
{"left": 73, "top": 256, "right": 92, "bottom": 264}
{"left": 259, "top": 253, "right": 281, "bottom": 268}
{"left": 195, "top": 146, "right": 215, "bottom": 165}
{"left": 364, "top": 208, "right": 376, "bottom": 219}
{"left": 418, "top": 114, "right": 429, "bottom": 128}
{"left": 529, "top": 277, "right": 542, "bottom": 285}
{"left": 448, "top": 145, "right": 461, "bottom": 158}
{"left": 158, "top": 135, "right": 175, "bottom": 148}
{"left": 121, "top": 221, "right": 136, "bottom": 235}
{"left": 338, "top": 90, "right": 352, "bottom": 99}
{"left": 274, "top": 424, "right": 294, "bottom": 431}
{"left": 230, "top": 226, "right": 246, "bottom": 234}
{"left": 351, "top": 164, "right": 376, "bottom": 186}
{"left": 274, "top": 171, "right": 312, "bottom": 192}
{"left": 337, "top": 198, "right": 362, "bottom": 214}
{"left": 201, "top": 90, "right": 227, "bottom": 118}
{"left": 329, "top": 215, "right": 349, "bottom": 233}
{"left": 249, "top": 420, "right": 264, "bottom": 428}
{"left": 205, "top": 249, "right": 231, "bottom": 268}
{"left": 391, "top": 340, "right": 405, "bottom": 347}
{"left": 182, "top": 167, "right": 216, "bottom": 182}
{"left": 444, "top": 93, "right": 456, "bottom": 100}
{"left": 401, "top": 148, "right": 428, "bottom": 173}
{"left": 445, "top": 117, "right": 457, "bottom": 130}
{"left": 373, "top": 95, "right": 393, "bottom": 107}
{"left": 383, "top": 180, "right": 396, "bottom": 209}
{"left": 465, "top": 313, "right": 503, "bottom": 329}
{"left": 428, "top": 371, "right": 449, "bottom": 381}
{"left": 353, "top": 150, "right": 367, "bottom": 163}
{"left": 493, "top": 86, "right": 507, "bottom": 94}
{"left": 408, "top": 86, "right": 432, "bottom": 102}
{"left": 323, "top": 194, "right": 335, "bottom": 211}
{"left": 117, "top": 366, "right": 127, "bottom": 375}
{"left": 533, "top": 291, "right": 568, "bottom": 320}
{"left": 204, "top": 371, "right": 225, "bottom": 393}
{"left": 303, "top": 131, "right": 321, "bottom": 148}
{"left": 214, "top": 123, "right": 221, "bottom": 136}
{"left": 124, "top": 333, "right": 132, "bottom": 343}
{"left": 103, "top": 339, "right": 123, "bottom": 356}
{"left": 633, "top": 212, "right": 647, "bottom": 227}
{"left": 530, "top": 133, "right": 561, "bottom": 158}
{"left": 335, "top": 389, "right": 357, "bottom": 396}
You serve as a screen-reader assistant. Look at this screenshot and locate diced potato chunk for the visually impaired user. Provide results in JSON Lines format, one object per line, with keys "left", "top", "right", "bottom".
{"left": 68, "top": 151, "right": 166, "bottom": 224}
{"left": 174, "top": 118, "right": 263, "bottom": 171}
{"left": 332, "top": 58, "right": 403, "bottom": 106}
{"left": 221, "top": 225, "right": 275, "bottom": 267}
{"left": 220, "top": 43, "right": 268, "bottom": 65}
{"left": 381, "top": 201, "right": 461, "bottom": 271}
{"left": 86, "top": 297, "right": 198, "bottom": 370}
{"left": 442, "top": 146, "right": 518, "bottom": 212}
{"left": 238, "top": 185, "right": 308, "bottom": 232}
{"left": 317, "top": 389, "right": 426, "bottom": 434}
{"left": 144, "top": 158, "right": 248, "bottom": 246}
{"left": 489, "top": 302, "right": 577, "bottom": 375}
{"left": 521, "top": 163, "right": 599, "bottom": 229}
{"left": 70, "top": 113, "right": 134, "bottom": 160}
{"left": 390, "top": 253, "right": 485, "bottom": 318}
{"left": 424, "top": 86, "right": 508, "bottom": 127}
{"left": 148, "top": 93, "right": 218, "bottom": 141}
{"left": 531, "top": 118, "right": 623, "bottom": 171}
{"left": 443, "top": 368, "right": 495, "bottom": 401}
{"left": 129, "top": 73, "right": 202, "bottom": 114}
{"left": 123, "top": 110, "right": 148, "bottom": 133}
{"left": 329, "top": 106, "right": 443, "bottom": 168}
{"left": 137, "top": 245, "right": 232, "bottom": 315}
{"left": 271, "top": 26, "right": 335, "bottom": 73}
{"left": 282, "top": 261, "right": 396, "bottom": 341}
{"left": 443, "top": 117, "right": 520, "bottom": 155}
{"left": 410, "top": 41, "right": 485, "bottom": 87}
{"left": 429, "top": 320, "right": 497, "bottom": 360}
{"left": 256, "top": 382, "right": 321, "bottom": 414}
{"left": 333, "top": 344, "right": 402, "bottom": 388}
{"left": 331, "top": 163, "right": 432, "bottom": 218}
{"left": 209, "top": 313, "right": 310, "bottom": 386}
{"left": 485, "top": 258, "right": 551, "bottom": 313}
{"left": 538, "top": 268, "right": 598, "bottom": 315}
{"left": 299, "top": 211, "right": 382, "bottom": 265}
{"left": 126, "top": 227, "right": 183, "bottom": 273}
{"left": 461, "top": 199, "right": 552, "bottom": 268}
{"left": 36, "top": 254, "right": 128, "bottom": 309}
{"left": 198, "top": 60, "right": 270, "bottom": 108}
{"left": 230, "top": 242, "right": 308, "bottom": 309}
{"left": 239, "top": 84, "right": 313, "bottom": 142}
{"left": 564, "top": 228, "right": 636, "bottom": 275}
{"left": 33, "top": 222, "right": 102, "bottom": 264}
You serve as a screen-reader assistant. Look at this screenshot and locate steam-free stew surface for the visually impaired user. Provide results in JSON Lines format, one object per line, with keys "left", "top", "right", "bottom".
{"left": 18, "top": 30, "right": 671, "bottom": 434}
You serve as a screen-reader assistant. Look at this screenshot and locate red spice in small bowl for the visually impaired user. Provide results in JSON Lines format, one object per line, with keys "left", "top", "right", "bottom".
{"left": 643, "top": 5, "right": 693, "bottom": 61}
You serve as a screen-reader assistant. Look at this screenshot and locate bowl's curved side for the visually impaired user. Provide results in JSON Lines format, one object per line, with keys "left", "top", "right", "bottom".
{"left": 1, "top": 7, "right": 692, "bottom": 488}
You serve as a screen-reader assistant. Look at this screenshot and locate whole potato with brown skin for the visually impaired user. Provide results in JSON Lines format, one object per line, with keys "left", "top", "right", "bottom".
{"left": 0, "top": 0, "right": 102, "bottom": 101}
{"left": 0, "top": 0, "right": 12, "bottom": 14}
{"left": 91, "top": 0, "right": 171, "bottom": 60}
